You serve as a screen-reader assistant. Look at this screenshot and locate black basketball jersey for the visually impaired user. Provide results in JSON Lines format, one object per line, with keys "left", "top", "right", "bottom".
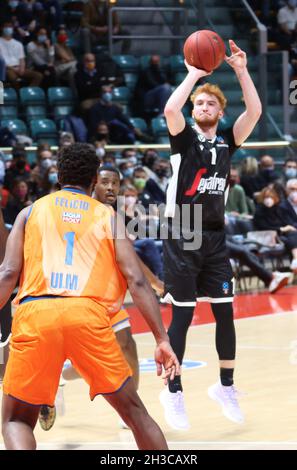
{"left": 165, "top": 123, "right": 239, "bottom": 230}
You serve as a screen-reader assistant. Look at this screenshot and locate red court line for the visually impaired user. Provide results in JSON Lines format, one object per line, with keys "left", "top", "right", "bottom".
{"left": 127, "top": 286, "right": 297, "bottom": 334}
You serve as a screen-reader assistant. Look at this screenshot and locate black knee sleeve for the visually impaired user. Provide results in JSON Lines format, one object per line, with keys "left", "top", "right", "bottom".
{"left": 167, "top": 305, "right": 195, "bottom": 364}
{"left": 211, "top": 302, "right": 236, "bottom": 360}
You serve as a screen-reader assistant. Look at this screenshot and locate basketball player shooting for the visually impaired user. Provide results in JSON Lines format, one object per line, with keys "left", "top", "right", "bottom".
{"left": 159, "top": 38, "right": 262, "bottom": 430}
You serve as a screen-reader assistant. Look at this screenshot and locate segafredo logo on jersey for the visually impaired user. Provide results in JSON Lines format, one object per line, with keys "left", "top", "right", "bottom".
{"left": 185, "top": 169, "right": 226, "bottom": 196}
{"left": 62, "top": 211, "right": 81, "bottom": 223}
{"left": 198, "top": 172, "right": 226, "bottom": 194}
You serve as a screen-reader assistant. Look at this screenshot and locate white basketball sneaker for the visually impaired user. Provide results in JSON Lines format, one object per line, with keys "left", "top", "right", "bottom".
{"left": 159, "top": 388, "right": 190, "bottom": 430}
{"left": 208, "top": 382, "right": 244, "bottom": 424}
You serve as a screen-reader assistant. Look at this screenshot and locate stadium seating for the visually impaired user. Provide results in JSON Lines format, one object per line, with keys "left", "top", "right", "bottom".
{"left": 20, "top": 87, "right": 46, "bottom": 107}
{"left": 1, "top": 119, "right": 28, "bottom": 135}
{"left": 47, "top": 87, "right": 74, "bottom": 107}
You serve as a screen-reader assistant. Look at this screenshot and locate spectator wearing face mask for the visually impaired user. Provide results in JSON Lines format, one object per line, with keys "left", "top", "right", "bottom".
{"left": 141, "top": 158, "right": 170, "bottom": 207}
{"left": 119, "top": 161, "right": 135, "bottom": 182}
{"left": 254, "top": 186, "right": 297, "bottom": 272}
{"left": 54, "top": 26, "right": 77, "bottom": 88}
{"left": 27, "top": 27, "right": 56, "bottom": 88}
{"left": 0, "top": 21, "right": 43, "bottom": 88}
{"left": 3, "top": 148, "right": 31, "bottom": 191}
{"left": 134, "top": 55, "right": 172, "bottom": 117}
{"left": 226, "top": 167, "right": 254, "bottom": 217}
{"left": 90, "top": 121, "right": 110, "bottom": 161}
{"left": 30, "top": 146, "right": 55, "bottom": 196}
{"left": 132, "top": 167, "right": 148, "bottom": 195}
{"left": 39, "top": 164, "right": 59, "bottom": 196}
{"left": 3, "top": 177, "right": 32, "bottom": 225}
{"left": 75, "top": 53, "right": 107, "bottom": 112}
{"left": 88, "top": 85, "right": 136, "bottom": 144}
{"left": 280, "top": 178, "right": 297, "bottom": 222}
{"left": 280, "top": 157, "right": 297, "bottom": 185}
{"left": 119, "top": 184, "right": 163, "bottom": 280}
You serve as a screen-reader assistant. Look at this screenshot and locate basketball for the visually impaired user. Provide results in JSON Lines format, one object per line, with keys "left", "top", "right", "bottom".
{"left": 183, "top": 30, "right": 226, "bottom": 72}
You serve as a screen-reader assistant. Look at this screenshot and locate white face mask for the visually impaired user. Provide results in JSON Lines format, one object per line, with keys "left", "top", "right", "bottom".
{"left": 263, "top": 197, "right": 275, "bottom": 208}
{"left": 288, "top": 190, "right": 297, "bottom": 205}
{"left": 96, "top": 147, "right": 105, "bottom": 158}
{"left": 125, "top": 196, "right": 137, "bottom": 206}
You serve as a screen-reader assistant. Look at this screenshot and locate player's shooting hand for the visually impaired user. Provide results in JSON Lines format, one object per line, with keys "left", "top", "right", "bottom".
{"left": 155, "top": 340, "right": 181, "bottom": 384}
{"left": 225, "top": 39, "right": 247, "bottom": 73}
{"left": 184, "top": 60, "right": 212, "bottom": 78}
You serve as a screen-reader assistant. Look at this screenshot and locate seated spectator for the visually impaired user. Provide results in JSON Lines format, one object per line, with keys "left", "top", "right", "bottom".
{"left": 0, "top": 21, "right": 42, "bottom": 88}
{"left": 240, "top": 155, "right": 278, "bottom": 201}
{"left": 277, "top": 0, "right": 297, "bottom": 49}
{"left": 81, "top": 0, "right": 130, "bottom": 54}
{"left": 12, "top": 0, "right": 44, "bottom": 45}
{"left": 54, "top": 26, "right": 77, "bottom": 88}
{"left": 254, "top": 185, "right": 297, "bottom": 272}
{"left": 102, "top": 152, "right": 116, "bottom": 167}
{"left": 88, "top": 85, "right": 136, "bottom": 144}
{"left": 3, "top": 177, "right": 32, "bottom": 225}
{"left": 74, "top": 53, "right": 106, "bottom": 111}
{"left": 90, "top": 121, "right": 110, "bottom": 160}
{"left": 59, "top": 131, "right": 75, "bottom": 148}
{"left": 226, "top": 214, "right": 291, "bottom": 293}
{"left": 258, "top": 154, "right": 279, "bottom": 186}
{"left": 132, "top": 166, "right": 148, "bottom": 195}
{"left": 27, "top": 27, "right": 56, "bottom": 88}
{"left": 30, "top": 144, "right": 55, "bottom": 196}
{"left": 39, "top": 0, "right": 63, "bottom": 31}
{"left": 141, "top": 148, "right": 159, "bottom": 179}
{"left": 280, "top": 157, "right": 297, "bottom": 184}
{"left": 134, "top": 55, "right": 172, "bottom": 117}
{"left": 3, "top": 146, "right": 31, "bottom": 191}
{"left": 97, "top": 51, "right": 125, "bottom": 87}
{"left": 141, "top": 158, "right": 171, "bottom": 208}
{"left": 119, "top": 184, "right": 163, "bottom": 279}
{"left": 226, "top": 166, "right": 254, "bottom": 217}
{"left": 280, "top": 178, "right": 297, "bottom": 221}
{"left": 120, "top": 148, "right": 138, "bottom": 166}
{"left": 119, "top": 161, "right": 135, "bottom": 181}
{"left": 39, "top": 163, "right": 59, "bottom": 196}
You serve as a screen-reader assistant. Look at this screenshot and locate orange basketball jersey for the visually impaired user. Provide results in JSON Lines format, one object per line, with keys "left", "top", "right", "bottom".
{"left": 14, "top": 188, "right": 127, "bottom": 313}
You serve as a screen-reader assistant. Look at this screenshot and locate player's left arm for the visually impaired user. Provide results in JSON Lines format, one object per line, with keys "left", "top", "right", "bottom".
{"left": 0, "top": 206, "right": 30, "bottom": 309}
{"left": 225, "top": 40, "right": 262, "bottom": 146}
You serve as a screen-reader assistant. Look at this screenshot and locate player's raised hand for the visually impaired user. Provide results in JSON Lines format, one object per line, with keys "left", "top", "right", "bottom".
{"left": 225, "top": 39, "right": 247, "bottom": 73}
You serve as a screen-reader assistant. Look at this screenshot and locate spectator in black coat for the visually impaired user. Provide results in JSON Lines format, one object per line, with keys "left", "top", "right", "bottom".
{"left": 134, "top": 55, "right": 172, "bottom": 117}
{"left": 254, "top": 186, "right": 297, "bottom": 272}
{"left": 88, "top": 85, "right": 135, "bottom": 143}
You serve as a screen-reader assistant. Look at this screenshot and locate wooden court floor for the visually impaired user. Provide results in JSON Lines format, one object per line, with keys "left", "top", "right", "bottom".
{"left": 1, "top": 287, "right": 297, "bottom": 450}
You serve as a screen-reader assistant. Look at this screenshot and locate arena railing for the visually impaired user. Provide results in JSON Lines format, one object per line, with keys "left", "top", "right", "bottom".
{"left": 108, "top": 6, "right": 188, "bottom": 56}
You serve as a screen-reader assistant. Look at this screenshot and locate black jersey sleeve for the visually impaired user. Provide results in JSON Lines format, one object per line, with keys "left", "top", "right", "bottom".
{"left": 219, "top": 127, "right": 241, "bottom": 157}
{"left": 168, "top": 123, "right": 195, "bottom": 156}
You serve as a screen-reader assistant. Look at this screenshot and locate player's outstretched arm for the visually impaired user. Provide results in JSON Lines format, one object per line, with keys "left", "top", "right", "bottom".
{"left": 0, "top": 209, "right": 8, "bottom": 264}
{"left": 225, "top": 39, "right": 262, "bottom": 145}
{"left": 114, "top": 213, "right": 180, "bottom": 381}
{"left": 164, "top": 61, "right": 209, "bottom": 136}
{"left": 0, "top": 206, "right": 30, "bottom": 309}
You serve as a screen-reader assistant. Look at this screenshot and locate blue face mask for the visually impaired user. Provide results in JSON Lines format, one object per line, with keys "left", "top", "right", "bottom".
{"left": 48, "top": 173, "right": 58, "bottom": 184}
{"left": 37, "top": 34, "right": 47, "bottom": 43}
{"left": 3, "top": 27, "right": 13, "bottom": 37}
{"left": 122, "top": 168, "right": 134, "bottom": 178}
{"left": 102, "top": 92, "right": 112, "bottom": 103}
{"left": 285, "top": 168, "right": 297, "bottom": 179}
{"left": 9, "top": 1, "right": 19, "bottom": 8}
